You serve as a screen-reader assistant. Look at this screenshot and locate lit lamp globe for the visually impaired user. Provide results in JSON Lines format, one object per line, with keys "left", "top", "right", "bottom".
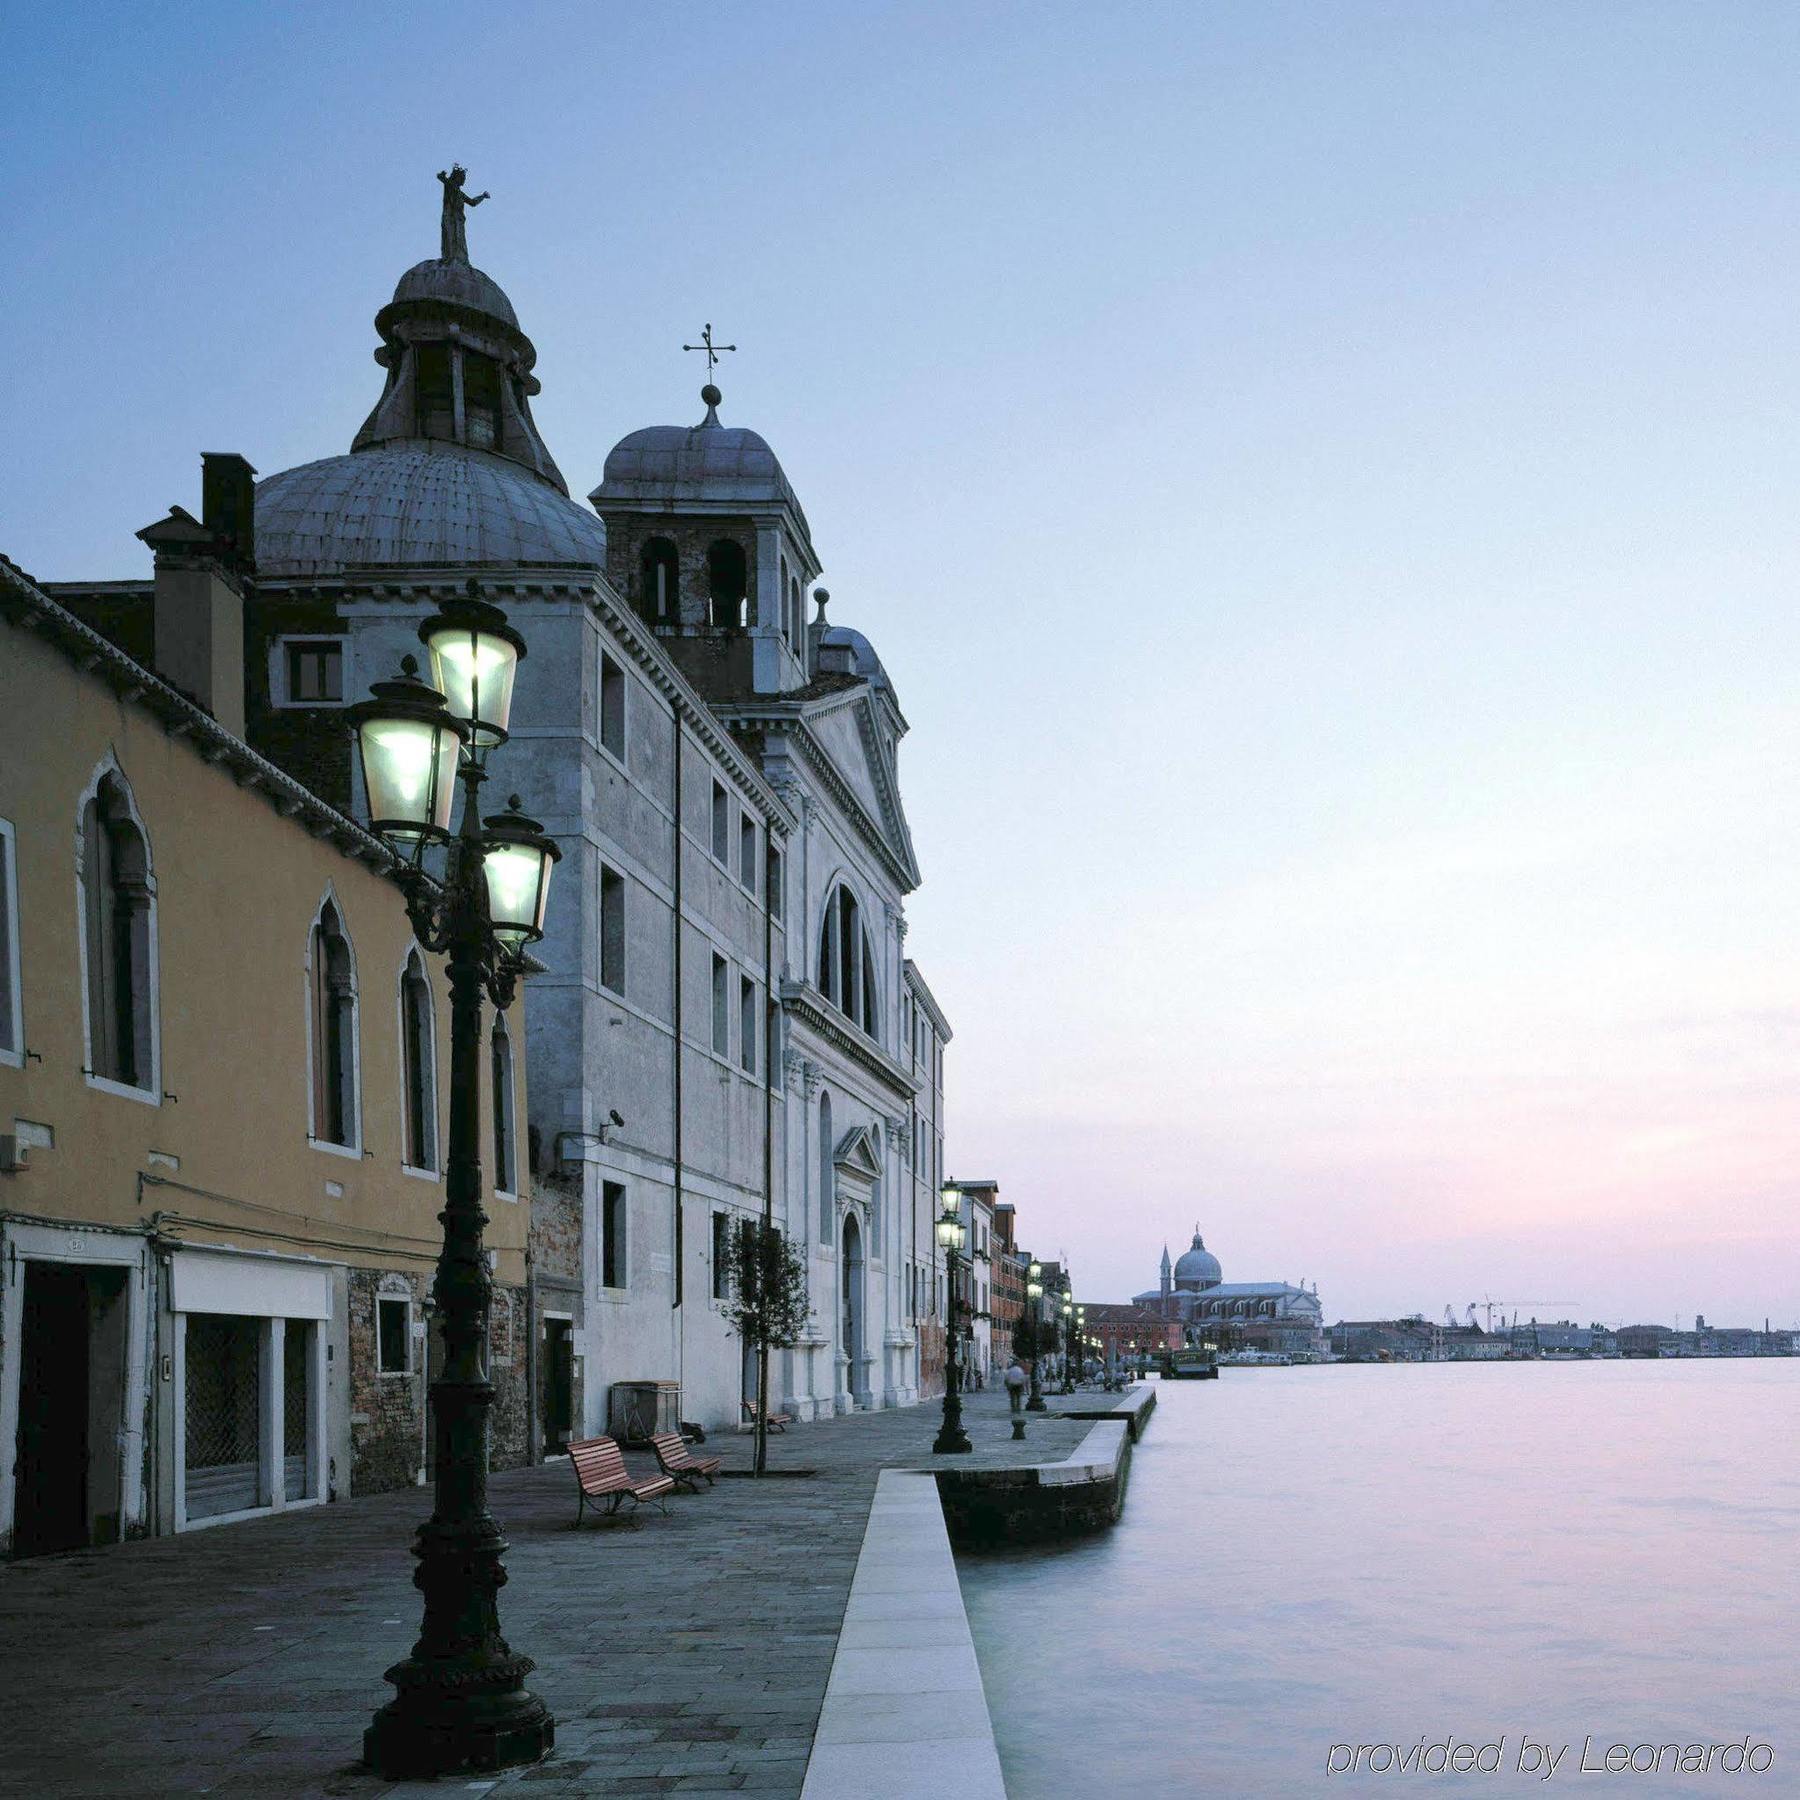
{"left": 936, "top": 1211, "right": 966, "bottom": 1251}
{"left": 1028, "top": 1260, "right": 1042, "bottom": 1281}
{"left": 480, "top": 797, "right": 562, "bottom": 955}
{"left": 1026, "top": 1277, "right": 1043, "bottom": 1300}
{"left": 349, "top": 658, "right": 468, "bottom": 858}
{"left": 420, "top": 592, "right": 527, "bottom": 754}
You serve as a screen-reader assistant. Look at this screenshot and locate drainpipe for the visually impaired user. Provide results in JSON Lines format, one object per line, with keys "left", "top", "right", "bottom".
{"left": 671, "top": 707, "right": 684, "bottom": 1401}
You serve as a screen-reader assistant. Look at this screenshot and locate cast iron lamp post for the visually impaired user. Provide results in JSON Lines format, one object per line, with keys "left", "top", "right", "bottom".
{"left": 1059, "top": 1293, "right": 1075, "bottom": 1394}
{"left": 353, "top": 590, "right": 560, "bottom": 1779}
{"left": 1025, "top": 1263, "right": 1046, "bottom": 1411}
{"left": 933, "top": 1186, "right": 972, "bottom": 1454}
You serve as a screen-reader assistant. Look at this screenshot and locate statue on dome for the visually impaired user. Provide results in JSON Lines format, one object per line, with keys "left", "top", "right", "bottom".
{"left": 436, "top": 165, "right": 489, "bottom": 263}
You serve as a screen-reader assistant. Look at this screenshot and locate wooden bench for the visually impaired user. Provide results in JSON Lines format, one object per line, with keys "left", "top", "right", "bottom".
{"left": 649, "top": 1431, "right": 722, "bottom": 1491}
{"left": 568, "top": 1435, "right": 674, "bottom": 1525}
{"left": 741, "top": 1400, "right": 793, "bottom": 1433}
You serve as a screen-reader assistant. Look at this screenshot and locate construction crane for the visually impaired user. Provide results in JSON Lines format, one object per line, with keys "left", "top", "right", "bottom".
{"left": 1470, "top": 1297, "right": 1577, "bottom": 1334}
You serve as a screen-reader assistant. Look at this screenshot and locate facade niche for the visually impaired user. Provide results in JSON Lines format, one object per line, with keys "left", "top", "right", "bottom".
{"left": 309, "top": 900, "right": 358, "bottom": 1146}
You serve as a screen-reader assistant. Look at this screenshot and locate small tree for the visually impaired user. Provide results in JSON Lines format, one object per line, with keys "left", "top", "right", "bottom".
{"left": 718, "top": 1217, "right": 811, "bottom": 1475}
{"left": 1011, "top": 1312, "right": 1043, "bottom": 1364}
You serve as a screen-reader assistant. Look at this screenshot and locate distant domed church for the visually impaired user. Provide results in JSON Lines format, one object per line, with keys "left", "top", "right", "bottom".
{"left": 1132, "top": 1230, "right": 1325, "bottom": 1359}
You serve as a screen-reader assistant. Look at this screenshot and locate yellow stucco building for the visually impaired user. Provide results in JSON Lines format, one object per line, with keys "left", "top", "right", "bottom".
{"left": 0, "top": 553, "right": 530, "bottom": 1555}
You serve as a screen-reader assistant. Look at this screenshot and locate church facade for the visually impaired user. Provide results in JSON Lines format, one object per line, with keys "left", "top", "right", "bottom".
{"left": 45, "top": 181, "right": 956, "bottom": 1442}
{"left": 1133, "top": 1231, "right": 1326, "bottom": 1360}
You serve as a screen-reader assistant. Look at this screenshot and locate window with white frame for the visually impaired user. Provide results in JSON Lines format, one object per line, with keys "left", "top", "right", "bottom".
{"left": 0, "top": 817, "right": 19, "bottom": 1064}
{"left": 491, "top": 1012, "right": 517, "bottom": 1195}
{"left": 80, "top": 767, "right": 157, "bottom": 1093}
{"left": 602, "top": 1180, "right": 628, "bottom": 1289}
{"left": 400, "top": 949, "right": 438, "bottom": 1171}
{"left": 281, "top": 638, "right": 345, "bottom": 705}
{"left": 309, "top": 899, "right": 358, "bottom": 1146}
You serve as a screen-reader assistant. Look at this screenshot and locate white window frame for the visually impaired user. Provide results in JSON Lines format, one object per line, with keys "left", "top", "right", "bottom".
{"left": 304, "top": 887, "right": 363, "bottom": 1159}
{"left": 74, "top": 755, "right": 161, "bottom": 1106}
{"left": 270, "top": 634, "right": 352, "bottom": 709}
{"left": 0, "top": 816, "right": 21, "bottom": 1066}
{"left": 398, "top": 948, "right": 441, "bottom": 1178}
{"left": 601, "top": 1179, "right": 628, "bottom": 1291}
{"left": 376, "top": 1293, "right": 413, "bottom": 1377}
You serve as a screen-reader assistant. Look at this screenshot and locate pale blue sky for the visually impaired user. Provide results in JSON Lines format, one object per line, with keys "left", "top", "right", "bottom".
{"left": 7, "top": 2, "right": 1798, "bottom": 1323}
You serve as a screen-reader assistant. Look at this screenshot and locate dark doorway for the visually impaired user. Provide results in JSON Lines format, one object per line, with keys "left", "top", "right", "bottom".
{"left": 543, "top": 1319, "right": 573, "bottom": 1457}
{"left": 13, "top": 1262, "right": 127, "bottom": 1558}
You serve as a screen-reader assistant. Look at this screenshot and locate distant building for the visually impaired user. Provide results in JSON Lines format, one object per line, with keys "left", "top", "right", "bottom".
{"left": 1512, "top": 1319, "right": 1592, "bottom": 1357}
{"left": 1080, "top": 1302, "right": 1182, "bottom": 1364}
{"left": 1618, "top": 1324, "right": 1674, "bottom": 1359}
{"left": 1134, "top": 1229, "right": 1325, "bottom": 1359}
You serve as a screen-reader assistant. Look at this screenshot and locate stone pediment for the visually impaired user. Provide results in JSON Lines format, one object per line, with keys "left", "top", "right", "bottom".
{"left": 833, "top": 1125, "right": 884, "bottom": 1186}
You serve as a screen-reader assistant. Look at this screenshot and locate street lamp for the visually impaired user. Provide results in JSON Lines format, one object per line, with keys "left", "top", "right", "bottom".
{"left": 1025, "top": 1262, "right": 1046, "bottom": 1412}
{"left": 1060, "top": 1295, "right": 1077, "bottom": 1393}
{"left": 933, "top": 1186, "right": 972, "bottom": 1454}
{"left": 355, "top": 589, "right": 559, "bottom": 1780}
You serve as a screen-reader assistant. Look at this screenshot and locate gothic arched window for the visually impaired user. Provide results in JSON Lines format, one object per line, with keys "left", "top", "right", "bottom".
{"left": 639, "top": 537, "right": 678, "bottom": 623}
{"left": 400, "top": 949, "right": 438, "bottom": 1172}
{"left": 81, "top": 768, "right": 156, "bottom": 1093}
{"left": 492, "top": 1011, "right": 517, "bottom": 1195}
{"left": 818, "top": 1089, "right": 834, "bottom": 1235}
{"left": 816, "top": 883, "right": 880, "bottom": 1037}
{"left": 308, "top": 899, "right": 358, "bottom": 1146}
{"left": 707, "top": 540, "right": 748, "bottom": 628}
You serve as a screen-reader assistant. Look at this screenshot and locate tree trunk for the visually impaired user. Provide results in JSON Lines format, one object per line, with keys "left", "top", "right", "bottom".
{"left": 754, "top": 1334, "right": 770, "bottom": 1476}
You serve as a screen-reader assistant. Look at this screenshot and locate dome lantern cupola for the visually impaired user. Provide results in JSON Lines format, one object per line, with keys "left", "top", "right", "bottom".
{"left": 351, "top": 168, "right": 568, "bottom": 494}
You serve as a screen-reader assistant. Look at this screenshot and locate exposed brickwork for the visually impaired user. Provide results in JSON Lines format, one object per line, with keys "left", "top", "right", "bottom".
{"left": 346, "top": 1266, "right": 429, "bottom": 1496}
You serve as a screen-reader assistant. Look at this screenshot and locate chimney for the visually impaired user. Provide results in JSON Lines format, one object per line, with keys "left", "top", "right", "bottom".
{"left": 136, "top": 454, "right": 253, "bottom": 735}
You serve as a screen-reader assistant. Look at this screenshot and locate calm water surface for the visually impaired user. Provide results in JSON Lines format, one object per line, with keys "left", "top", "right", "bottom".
{"left": 960, "top": 1362, "right": 1798, "bottom": 1798}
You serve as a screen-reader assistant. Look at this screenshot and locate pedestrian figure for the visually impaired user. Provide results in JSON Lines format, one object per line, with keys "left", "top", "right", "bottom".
{"left": 1004, "top": 1358, "right": 1028, "bottom": 1415}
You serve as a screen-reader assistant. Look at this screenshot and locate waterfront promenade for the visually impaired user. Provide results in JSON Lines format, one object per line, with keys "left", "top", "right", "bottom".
{"left": 0, "top": 1394, "right": 1098, "bottom": 1799}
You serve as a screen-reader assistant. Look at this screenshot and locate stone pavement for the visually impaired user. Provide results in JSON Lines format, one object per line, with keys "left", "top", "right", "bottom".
{"left": 0, "top": 1392, "right": 1094, "bottom": 1799}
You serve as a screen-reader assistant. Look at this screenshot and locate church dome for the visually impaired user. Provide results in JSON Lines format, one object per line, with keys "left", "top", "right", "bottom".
{"left": 384, "top": 257, "right": 520, "bottom": 332}
{"left": 253, "top": 441, "right": 607, "bottom": 578}
{"left": 590, "top": 388, "right": 812, "bottom": 539}
{"left": 1173, "top": 1232, "right": 1223, "bottom": 1291}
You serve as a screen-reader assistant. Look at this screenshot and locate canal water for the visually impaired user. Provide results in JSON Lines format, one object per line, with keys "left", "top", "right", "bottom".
{"left": 959, "top": 1360, "right": 1799, "bottom": 1797}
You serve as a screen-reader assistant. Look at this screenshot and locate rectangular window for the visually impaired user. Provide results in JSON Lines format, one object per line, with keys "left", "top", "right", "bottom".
{"left": 711, "top": 1211, "right": 731, "bottom": 1301}
{"left": 739, "top": 814, "right": 757, "bottom": 891}
{"left": 711, "top": 954, "right": 729, "bottom": 1055}
{"left": 377, "top": 1296, "right": 411, "bottom": 1374}
{"left": 739, "top": 975, "right": 757, "bottom": 1075}
{"left": 766, "top": 845, "right": 783, "bottom": 921}
{"left": 711, "top": 782, "right": 729, "bottom": 862}
{"left": 0, "top": 819, "right": 18, "bottom": 1062}
{"left": 600, "top": 865, "right": 626, "bottom": 995}
{"left": 600, "top": 652, "right": 626, "bottom": 760}
{"left": 285, "top": 640, "right": 344, "bottom": 703}
{"left": 602, "top": 1180, "right": 628, "bottom": 1289}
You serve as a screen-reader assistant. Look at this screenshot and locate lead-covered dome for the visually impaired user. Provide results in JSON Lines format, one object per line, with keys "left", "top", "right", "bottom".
{"left": 254, "top": 442, "right": 607, "bottom": 578}
{"left": 591, "top": 388, "right": 812, "bottom": 539}
{"left": 384, "top": 257, "right": 520, "bottom": 332}
{"left": 1173, "top": 1232, "right": 1223, "bottom": 1291}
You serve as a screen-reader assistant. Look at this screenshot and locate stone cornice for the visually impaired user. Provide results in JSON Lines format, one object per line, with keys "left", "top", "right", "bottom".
{"left": 780, "top": 979, "right": 920, "bottom": 1101}
{"left": 902, "top": 959, "right": 953, "bottom": 1042}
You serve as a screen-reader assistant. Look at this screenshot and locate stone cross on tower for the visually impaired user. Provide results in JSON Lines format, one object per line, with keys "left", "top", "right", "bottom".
{"left": 436, "top": 165, "right": 489, "bottom": 263}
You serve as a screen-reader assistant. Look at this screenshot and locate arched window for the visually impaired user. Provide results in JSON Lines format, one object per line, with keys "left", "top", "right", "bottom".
{"left": 639, "top": 537, "right": 678, "bottom": 623}
{"left": 818, "top": 1090, "right": 834, "bottom": 1236}
{"left": 491, "top": 1011, "right": 517, "bottom": 1195}
{"left": 707, "top": 540, "right": 748, "bottom": 628}
{"left": 80, "top": 767, "right": 156, "bottom": 1093}
{"left": 400, "top": 949, "right": 438, "bottom": 1172}
{"left": 779, "top": 555, "right": 790, "bottom": 640}
{"left": 788, "top": 574, "right": 802, "bottom": 649}
{"left": 816, "top": 882, "right": 880, "bottom": 1037}
{"left": 308, "top": 898, "right": 358, "bottom": 1146}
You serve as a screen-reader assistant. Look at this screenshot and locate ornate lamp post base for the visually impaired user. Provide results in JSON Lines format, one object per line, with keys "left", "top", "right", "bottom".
{"left": 932, "top": 1418, "right": 973, "bottom": 1455}
{"left": 365, "top": 1678, "right": 553, "bottom": 1780}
